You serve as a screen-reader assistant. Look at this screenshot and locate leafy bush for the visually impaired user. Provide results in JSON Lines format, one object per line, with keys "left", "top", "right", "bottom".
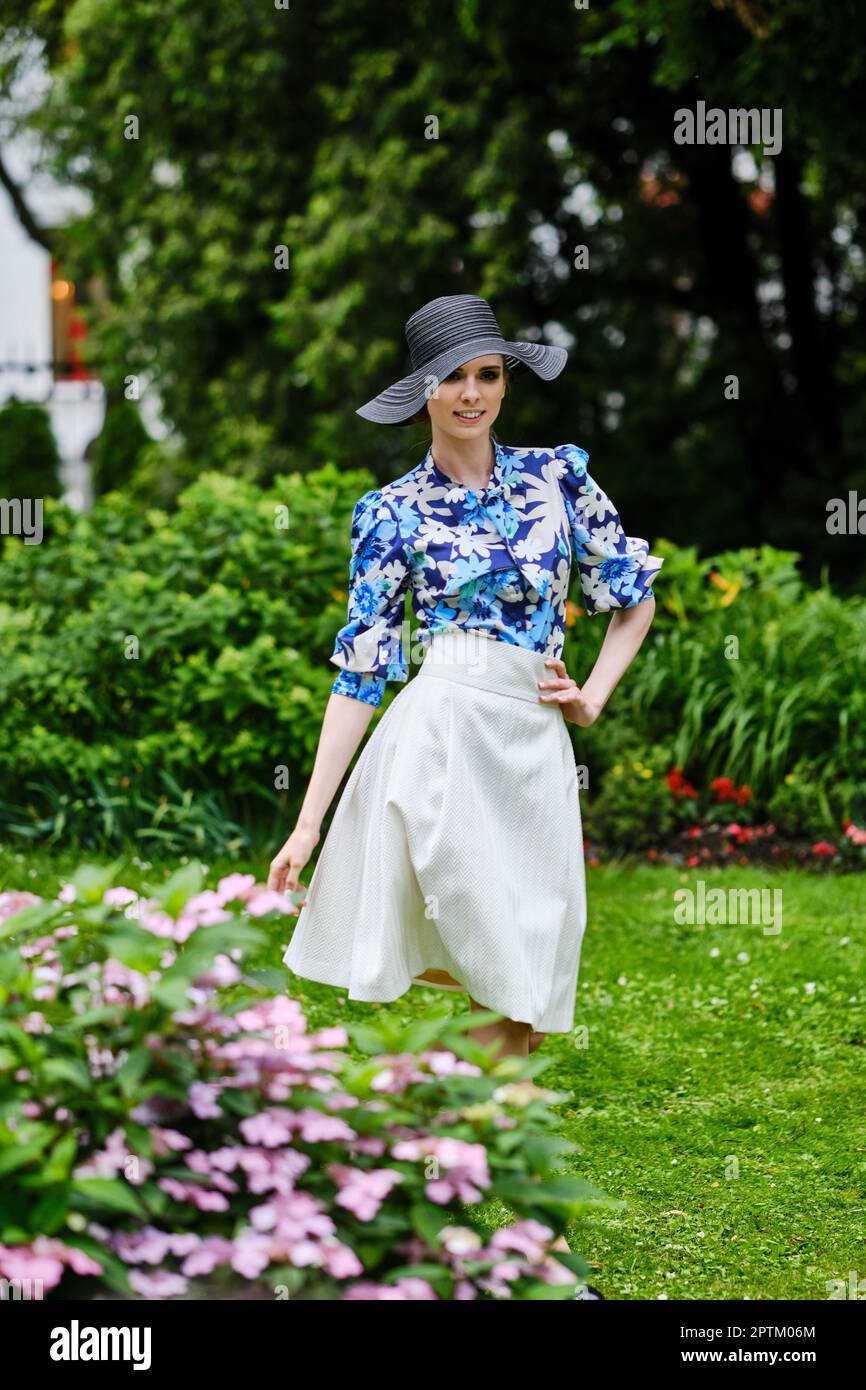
{"left": 0, "top": 397, "right": 62, "bottom": 501}
{"left": 0, "top": 465, "right": 381, "bottom": 844}
{"left": 0, "top": 863, "right": 608, "bottom": 1301}
{"left": 89, "top": 396, "right": 151, "bottom": 497}
{"left": 567, "top": 542, "right": 866, "bottom": 843}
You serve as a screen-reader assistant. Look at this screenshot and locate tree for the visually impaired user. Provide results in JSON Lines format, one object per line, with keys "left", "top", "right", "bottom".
{"left": 3, "top": 0, "right": 866, "bottom": 587}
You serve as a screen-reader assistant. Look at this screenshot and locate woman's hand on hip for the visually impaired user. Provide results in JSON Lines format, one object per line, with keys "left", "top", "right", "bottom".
{"left": 537, "top": 657, "right": 602, "bottom": 727}
{"left": 268, "top": 823, "right": 320, "bottom": 895}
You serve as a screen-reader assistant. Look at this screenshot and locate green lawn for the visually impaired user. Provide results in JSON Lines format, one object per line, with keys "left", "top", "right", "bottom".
{"left": 3, "top": 848, "right": 863, "bottom": 1301}
{"left": 281, "top": 861, "right": 865, "bottom": 1301}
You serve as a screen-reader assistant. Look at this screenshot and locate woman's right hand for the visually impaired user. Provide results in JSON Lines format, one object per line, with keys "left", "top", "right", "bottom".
{"left": 267, "top": 823, "right": 320, "bottom": 896}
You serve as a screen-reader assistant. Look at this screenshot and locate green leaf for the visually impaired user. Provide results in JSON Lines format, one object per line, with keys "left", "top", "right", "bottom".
{"left": 342, "top": 1023, "right": 394, "bottom": 1055}
{"left": 42, "top": 1056, "right": 92, "bottom": 1090}
{"left": 71, "top": 859, "right": 126, "bottom": 906}
{"left": 142, "top": 862, "right": 205, "bottom": 919}
{"left": 409, "top": 1202, "right": 450, "bottom": 1247}
{"left": 71, "top": 1178, "right": 148, "bottom": 1218}
{"left": 154, "top": 920, "right": 267, "bottom": 997}
{"left": 243, "top": 966, "right": 292, "bottom": 990}
{"left": 61, "top": 1004, "right": 126, "bottom": 1031}
{"left": 0, "top": 1127, "right": 56, "bottom": 1175}
{"left": 61, "top": 1234, "right": 130, "bottom": 1295}
{"left": 550, "top": 1249, "right": 590, "bottom": 1279}
{"left": 102, "top": 925, "right": 167, "bottom": 972}
{"left": 31, "top": 1184, "right": 72, "bottom": 1234}
{"left": 123, "top": 1121, "right": 156, "bottom": 1159}
{"left": 42, "top": 1131, "right": 78, "bottom": 1184}
{"left": 115, "top": 1046, "right": 152, "bottom": 1099}
{"left": 150, "top": 974, "right": 195, "bottom": 1011}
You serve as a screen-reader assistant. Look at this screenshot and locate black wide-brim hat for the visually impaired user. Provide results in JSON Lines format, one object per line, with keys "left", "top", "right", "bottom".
{"left": 356, "top": 294, "right": 568, "bottom": 425}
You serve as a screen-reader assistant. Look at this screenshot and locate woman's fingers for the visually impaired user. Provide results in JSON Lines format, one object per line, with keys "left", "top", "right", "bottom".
{"left": 269, "top": 852, "right": 293, "bottom": 894}
{"left": 542, "top": 657, "right": 567, "bottom": 678}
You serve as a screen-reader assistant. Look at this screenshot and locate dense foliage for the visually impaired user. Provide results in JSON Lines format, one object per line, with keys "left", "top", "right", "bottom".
{"left": 0, "top": 470, "right": 862, "bottom": 853}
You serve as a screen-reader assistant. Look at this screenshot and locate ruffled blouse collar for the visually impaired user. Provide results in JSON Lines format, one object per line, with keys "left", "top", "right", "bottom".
{"left": 422, "top": 438, "right": 508, "bottom": 501}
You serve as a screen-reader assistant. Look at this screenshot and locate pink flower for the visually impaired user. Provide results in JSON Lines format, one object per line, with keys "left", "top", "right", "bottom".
{"left": 128, "top": 1269, "right": 189, "bottom": 1299}
{"left": 230, "top": 1232, "right": 273, "bottom": 1279}
{"left": 293, "top": 1109, "right": 356, "bottom": 1144}
{"left": 151, "top": 1127, "right": 193, "bottom": 1157}
{"left": 489, "top": 1218, "right": 554, "bottom": 1263}
{"left": 101, "top": 957, "right": 151, "bottom": 1008}
{"left": 188, "top": 1081, "right": 223, "bottom": 1119}
{"left": 0, "top": 1237, "right": 102, "bottom": 1292}
{"left": 113, "top": 1228, "right": 180, "bottom": 1265}
{"left": 392, "top": 1136, "right": 491, "bottom": 1204}
{"left": 811, "top": 841, "right": 837, "bottom": 857}
{"left": 234, "top": 995, "right": 306, "bottom": 1035}
{"left": 158, "top": 1177, "right": 229, "bottom": 1211}
{"left": 245, "top": 888, "right": 296, "bottom": 917}
{"left": 74, "top": 1127, "right": 153, "bottom": 1184}
{"left": 328, "top": 1165, "right": 404, "bottom": 1221}
{"left": 193, "top": 953, "right": 242, "bottom": 989}
{"left": 0, "top": 890, "right": 43, "bottom": 922}
{"left": 320, "top": 1242, "right": 364, "bottom": 1278}
{"left": 342, "top": 1278, "right": 439, "bottom": 1300}
{"left": 103, "top": 886, "right": 139, "bottom": 907}
{"left": 180, "top": 1237, "right": 235, "bottom": 1277}
{"left": 845, "top": 823, "right": 866, "bottom": 846}
{"left": 422, "top": 1050, "right": 481, "bottom": 1077}
{"left": 215, "top": 873, "right": 258, "bottom": 905}
{"left": 20, "top": 1012, "right": 51, "bottom": 1034}
{"left": 309, "top": 1026, "right": 349, "bottom": 1048}
{"left": 686, "top": 827, "right": 703, "bottom": 839}
{"left": 686, "top": 855, "right": 700, "bottom": 867}
{"left": 239, "top": 1109, "right": 296, "bottom": 1147}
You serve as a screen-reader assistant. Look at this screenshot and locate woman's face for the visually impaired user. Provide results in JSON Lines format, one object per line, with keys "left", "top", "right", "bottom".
{"left": 424, "top": 354, "right": 506, "bottom": 441}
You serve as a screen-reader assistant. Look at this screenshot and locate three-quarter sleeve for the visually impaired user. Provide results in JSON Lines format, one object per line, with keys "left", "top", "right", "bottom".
{"left": 329, "top": 489, "right": 410, "bottom": 708}
{"left": 554, "top": 442, "right": 663, "bottom": 616}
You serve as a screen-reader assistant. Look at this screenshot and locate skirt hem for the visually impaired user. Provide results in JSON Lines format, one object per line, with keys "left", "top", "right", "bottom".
{"left": 283, "top": 951, "right": 577, "bottom": 1032}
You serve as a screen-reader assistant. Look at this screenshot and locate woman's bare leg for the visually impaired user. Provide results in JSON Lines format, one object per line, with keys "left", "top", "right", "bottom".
{"left": 417, "top": 989, "right": 573, "bottom": 1262}
{"left": 416, "top": 974, "right": 541, "bottom": 1056}
{"left": 465, "top": 994, "right": 529, "bottom": 1058}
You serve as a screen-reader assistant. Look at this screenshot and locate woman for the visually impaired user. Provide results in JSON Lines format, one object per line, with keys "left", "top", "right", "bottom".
{"left": 269, "top": 294, "right": 663, "bottom": 1063}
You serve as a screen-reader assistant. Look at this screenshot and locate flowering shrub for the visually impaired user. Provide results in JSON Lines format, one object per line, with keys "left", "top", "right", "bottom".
{"left": 0, "top": 864, "right": 607, "bottom": 1301}
{"left": 583, "top": 742, "right": 864, "bottom": 869}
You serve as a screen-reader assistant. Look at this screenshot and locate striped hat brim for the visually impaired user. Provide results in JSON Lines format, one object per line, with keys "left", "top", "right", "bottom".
{"left": 356, "top": 336, "right": 568, "bottom": 425}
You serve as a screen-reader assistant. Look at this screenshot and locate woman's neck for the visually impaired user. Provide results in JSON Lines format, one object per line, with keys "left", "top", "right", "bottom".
{"left": 429, "top": 432, "right": 495, "bottom": 490}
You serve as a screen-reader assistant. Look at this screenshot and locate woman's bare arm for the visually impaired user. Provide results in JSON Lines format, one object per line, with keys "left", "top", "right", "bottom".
{"left": 579, "top": 596, "right": 656, "bottom": 715}
{"left": 268, "top": 691, "right": 376, "bottom": 893}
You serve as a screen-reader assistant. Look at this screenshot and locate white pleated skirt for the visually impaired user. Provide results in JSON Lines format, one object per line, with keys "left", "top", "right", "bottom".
{"left": 283, "top": 628, "right": 587, "bottom": 1032}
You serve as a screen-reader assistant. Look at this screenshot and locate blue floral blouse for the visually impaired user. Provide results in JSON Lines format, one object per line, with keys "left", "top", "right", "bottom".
{"left": 330, "top": 440, "right": 664, "bottom": 707}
